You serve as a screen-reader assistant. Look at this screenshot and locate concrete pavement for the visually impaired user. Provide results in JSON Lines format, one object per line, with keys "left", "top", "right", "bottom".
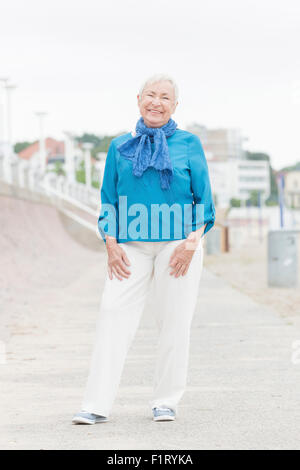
{"left": 1, "top": 265, "right": 300, "bottom": 449}
{"left": 1, "top": 197, "right": 300, "bottom": 449}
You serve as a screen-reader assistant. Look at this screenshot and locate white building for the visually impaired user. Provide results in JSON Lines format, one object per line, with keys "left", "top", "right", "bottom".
{"left": 284, "top": 170, "right": 300, "bottom": 209}
{"left": 208, "top": 159, "right": 270, "bottom": 208}
{"left": 185, "top": 123, "right": 270, "bottom": 208}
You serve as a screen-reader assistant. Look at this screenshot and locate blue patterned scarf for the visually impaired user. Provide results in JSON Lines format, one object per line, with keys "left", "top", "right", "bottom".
{"left": 116, "top": 117, "right": 178, "bottom": 190}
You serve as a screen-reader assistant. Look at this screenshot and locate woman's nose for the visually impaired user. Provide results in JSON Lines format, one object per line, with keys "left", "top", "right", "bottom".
{"left": 151, "top": 97, "right": 161, "bottom": 105}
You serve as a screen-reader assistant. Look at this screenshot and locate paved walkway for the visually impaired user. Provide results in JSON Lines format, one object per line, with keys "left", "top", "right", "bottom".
{"left": 1, "top": 197, "right": 300, "bottom": 449}
{"left": 1, "top": 264, "right": 300, "bottom": 449}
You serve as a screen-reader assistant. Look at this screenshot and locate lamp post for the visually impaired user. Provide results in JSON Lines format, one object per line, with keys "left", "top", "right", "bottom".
{"left": 1, "top": 81, "right": 17, "bottom": 183}
{"left": 277, "top": 173, "right": 285, "bottom": 229}
{"left": 63, "top": 131, "right": 76, "bottom": 183}
{"left": 82, "top": 142, "right": 93, "bottom": 189}
{"left": 35, "top": 112, "right": 47, "bottom": 174}
{"left": 258, "top": 190, "right": 263, "bottom": 242}
{"left": 0, "top": 77, "right": 9, "bottom": 159}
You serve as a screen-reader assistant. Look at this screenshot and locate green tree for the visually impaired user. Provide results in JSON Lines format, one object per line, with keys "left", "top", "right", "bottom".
{"left": 230, "top": 198, "right": 241, "bottom": 207}
{"left": 76, "top": 160, "right": 86, "bottom": 184}
{"left": 92, "top": 180, "right": 100, "bottom": 189}
{"left": 245, "top": 151, "right": 269, "bottom": 162}
{"left": 267, "top": 167, "right": 278, "bottom": 201}
{"left": 75, "top": 133, "right": 102, "bottom": 147}
{"left": 92, "top": 135, "right": 119, "bottom": 157}
{"left": 212, "top": 192, "right": 218, "bottom": 207}
{"left": 75, "top": 160, "right": 100, "bottom": 188}
{"left": 246, "top": 190, "right": 260, "bottom": 207}
{"left": 265, "top": 195, "right": 278, "bottom": 206}
{"left": 279, "top": 161, "right": 300, "bottom": 172}
{"left": 75, "top": 133, "right": 120, "bottom": 159}
{"left": 53, "top": 161, "right": 65, "bottom": 176}
{"left": 14, "top": 141, "right": 34, "bottom": 153}
{"left": 246, "top": 151, "right": 278, "bottom": 206}
{"left": 91, "top": 166, "right": 100, "bottom": 189}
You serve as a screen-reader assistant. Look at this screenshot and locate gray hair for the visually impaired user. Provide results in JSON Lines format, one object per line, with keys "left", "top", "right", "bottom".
{"left": 138, "top": 74, "right": 179, "bottom": 103}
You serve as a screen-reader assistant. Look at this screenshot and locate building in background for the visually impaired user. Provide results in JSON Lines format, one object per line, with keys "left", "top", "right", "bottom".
{"left": 234, "top": 160, "right": 270, "bottom": 203}
{"left": 284, "top": 170, "right": 300, "bottom": 209}
{"left": 17, "top": 137, "right": 65, "bottom": 168}
{"left": 186, "top": 123, "right": 270, "bottom": 208}
{"left": 207, "top": 159, "right": 270, "bottom": 208}
{"left": 186, "top": 123, "right": 246, "bottom": 161}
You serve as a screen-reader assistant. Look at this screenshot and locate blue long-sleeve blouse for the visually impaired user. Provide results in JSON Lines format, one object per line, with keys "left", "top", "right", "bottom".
{"left": 98, "top": 128, "right": 216, "bottom": 243}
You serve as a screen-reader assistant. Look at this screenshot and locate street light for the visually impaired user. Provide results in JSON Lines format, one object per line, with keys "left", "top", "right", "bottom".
{"left": 277, "top": 173, "right": 285, "bottom": 229}
{"left": 2, "top": 80, "right": 17, "bottom": 183}
{"left": 0, "top": 77, "right": 10, "bottom": 157}
{"left": 63, "top": 131, "right": 76, "bottom": 183}
{"left": 5, "top": 83, "right": 17, "bottom": 149}
{"left": 35, "top": 112, "right": 48, "bottom": 174}
{"left": 82, "top": 142, "right": 93, "bottom": 189}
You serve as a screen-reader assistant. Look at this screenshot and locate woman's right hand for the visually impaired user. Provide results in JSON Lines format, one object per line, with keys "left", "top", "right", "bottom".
{"left": 105, "top": 236, "right": 131, "bottom": 281}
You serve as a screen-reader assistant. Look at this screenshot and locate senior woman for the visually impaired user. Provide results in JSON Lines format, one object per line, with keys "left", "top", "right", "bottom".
{"left": 72, "top": 74, "right": 215, "bottom": 424}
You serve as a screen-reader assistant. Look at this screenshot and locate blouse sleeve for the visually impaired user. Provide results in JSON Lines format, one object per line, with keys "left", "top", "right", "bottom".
{"left": 188, "top": 134, "right": 216, "bottom": 238}
{"left": 98, "top": 140, "right": 119, "bottom": 242}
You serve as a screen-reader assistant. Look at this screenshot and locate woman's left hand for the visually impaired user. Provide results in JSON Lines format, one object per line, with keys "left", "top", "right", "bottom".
{"left": 169, "top": 238, "right": 198, "bottom": 277}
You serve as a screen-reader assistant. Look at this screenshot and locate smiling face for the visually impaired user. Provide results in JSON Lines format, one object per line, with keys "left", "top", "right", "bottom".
{"left": 137, "top": 80, "right": 178, "bottom": 128}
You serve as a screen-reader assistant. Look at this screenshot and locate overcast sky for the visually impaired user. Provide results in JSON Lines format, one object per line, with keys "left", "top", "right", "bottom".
{"left": 1, "top": 0, "right": 299, "bottom": 170}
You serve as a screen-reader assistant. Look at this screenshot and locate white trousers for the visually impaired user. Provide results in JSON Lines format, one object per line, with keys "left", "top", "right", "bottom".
{"left": 81, "top": 237, "right": 204, "bottom": 417}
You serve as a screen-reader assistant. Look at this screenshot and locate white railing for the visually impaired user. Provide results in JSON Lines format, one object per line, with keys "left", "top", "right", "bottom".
{"left": 0, "top": 154, "right": 101, "bottom": 234}
{"left": 40, "top": 181, "right": 98, "bottom": 217}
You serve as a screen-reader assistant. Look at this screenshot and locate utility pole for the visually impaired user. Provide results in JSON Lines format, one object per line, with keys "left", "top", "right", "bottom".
{"left": 1, "top": 80, "right": 17, "bottom": 183}
{"left": 0, "top": 77, "right": 9, "bottom": 159}
{"left": 35, "top": 112, "right": 47, "bottom": 174}
{"left": 277, "top": 173, "right": 285, "bottom": 229}
{"left": 82, "top": 142, "right": 93, "bottom": 189}
{"left": 64, "top": 131, "right": 76, "bottom": 183}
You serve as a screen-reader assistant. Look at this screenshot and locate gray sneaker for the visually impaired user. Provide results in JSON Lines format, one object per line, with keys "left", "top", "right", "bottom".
{"left": 72, "top": 411, "right": 108, "bottom": 425}
{"left": 152, "top": 407, "right": 176, "bottom": 421}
